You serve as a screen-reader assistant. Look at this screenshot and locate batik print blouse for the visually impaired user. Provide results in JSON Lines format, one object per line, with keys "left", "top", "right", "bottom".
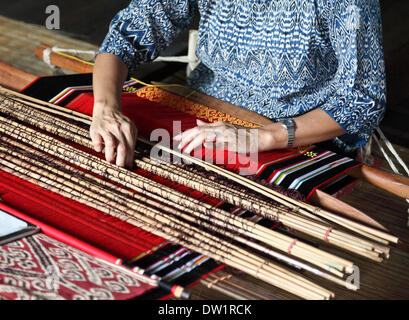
{"left": 99, "top": 0, "right": 386, "bottom": 152}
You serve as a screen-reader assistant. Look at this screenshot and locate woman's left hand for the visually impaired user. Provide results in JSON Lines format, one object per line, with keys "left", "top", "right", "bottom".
{"left": 173, "top": 120, "right": 277, "bottom": 154}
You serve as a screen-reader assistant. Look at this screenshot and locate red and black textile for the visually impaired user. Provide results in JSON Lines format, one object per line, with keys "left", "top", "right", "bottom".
{"left": 0, "top": 231, "right": 155, "bottom": 300}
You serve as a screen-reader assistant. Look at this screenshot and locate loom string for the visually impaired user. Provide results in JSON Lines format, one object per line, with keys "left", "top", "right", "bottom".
{"left": 52, "top": 49, "right": 194, "bottom": 91}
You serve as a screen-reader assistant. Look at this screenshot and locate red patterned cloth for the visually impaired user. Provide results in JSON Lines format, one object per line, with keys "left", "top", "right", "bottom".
{"left": 0, "top": 234, "right": 154, "bottom": 300}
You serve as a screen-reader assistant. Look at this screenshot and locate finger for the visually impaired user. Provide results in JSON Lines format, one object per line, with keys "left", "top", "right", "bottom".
{"left": 216, "top": 129, "right": 237, "bottom": 151}
{"left": 183, "top": 132, "right": 207, "bottom": 154}
{"left": 173, "top": 132, "right": 182, "bottom": 141}
{"left": 177, "top": 127, "right": 202, "bottom": 150}
{"left": 196, "top": 119, "right": 208, "bottom": 126}
{"left": 101, "top": 132, "right": 117, "bottom": 164}
{"left": 90, "top": 129, "right": 103, "bottom": 153}
{"left": 174, "top": 127, "right": 196, "bottom": 142}
{"left": 208, "top": 120, "right": 225, "bottom": 127}
{"left": 203, "top": 128, "right": 217, "bottom": 142}
{"left": 116, "top": 137, "right": 127, "bottom": 168}
{"left": 113, "top": 130, "right": 128, "bottom": 168}
{"left": 122, "top": 122, "right": 138, "bottom": 168}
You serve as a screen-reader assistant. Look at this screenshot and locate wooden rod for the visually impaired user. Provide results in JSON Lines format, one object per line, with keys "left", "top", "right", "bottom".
{"left": 34, "top": 44, "right": 94, "bottom": 74}
{"left": 0, "top": 87, "right": 391, "bottom": 235}
{"left": 0, "top": 61, "right": 37, "bottom": 91}
{"left": 0, "top": 133, "right": 354, "bottom": 276}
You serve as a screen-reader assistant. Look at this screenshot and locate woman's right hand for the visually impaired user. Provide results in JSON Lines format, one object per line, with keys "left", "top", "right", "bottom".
{"left": 90, "top": 103, "right": 138, "bottom": 168}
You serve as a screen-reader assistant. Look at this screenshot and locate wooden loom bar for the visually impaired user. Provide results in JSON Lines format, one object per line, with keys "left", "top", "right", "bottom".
{"left": 0, "top": 61, "right": 37, "bottom": 91}
{"left": 0, "top": 89, "right": 402, "bottom": 298}
{"left": 34, "top": 44, "right": 94, "bottom": 74}
{"left": 141, "top": 137, "right": 398, "bottom": 244}
{"left": 1, "top": 87, "right": 395, "bottom": 244}
{"left": 138, "top": 156, "right": 390, "bottom": 255}
{"left": 0, "top": 104, "right": 374, "bottom": 272}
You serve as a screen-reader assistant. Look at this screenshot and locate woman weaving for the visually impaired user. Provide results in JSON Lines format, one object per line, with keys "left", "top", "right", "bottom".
{"left": 91, "top": 0, "right": 386, "bottom": 168}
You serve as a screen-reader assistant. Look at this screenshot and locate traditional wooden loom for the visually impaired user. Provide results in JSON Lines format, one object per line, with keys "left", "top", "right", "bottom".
{"left": 0, "top": 53, "right": 408, "bottom": 300}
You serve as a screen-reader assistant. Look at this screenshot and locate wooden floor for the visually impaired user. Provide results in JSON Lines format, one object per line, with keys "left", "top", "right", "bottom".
{"left": 0, "top": 14, "right": 408, "bottom": 300}
{"left": 0, "top": 15, "right": 97, "bottom": 77}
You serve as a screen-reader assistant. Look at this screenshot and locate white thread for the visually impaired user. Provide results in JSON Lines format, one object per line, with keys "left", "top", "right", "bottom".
{"left": 43, "top": 30, "right": 200, "bottom": 77}
{"left": 376, "top": 128, "right": 409, "bottom": 176}
{"left": 42, "top": 48, "right": 56, "bottom": 69}
{"left": 373, "top": 134, "right": 401, "bottom": 174}
{"left": 51, "top": 46, "right": 97, "bottom": 57}
{"left": 372, "top": 129, "right": 409, "bottom": 226}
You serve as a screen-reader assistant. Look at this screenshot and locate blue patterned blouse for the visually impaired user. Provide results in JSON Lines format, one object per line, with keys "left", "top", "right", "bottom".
{"left": 99, "top": 0, "right": 386, "bottom": 152}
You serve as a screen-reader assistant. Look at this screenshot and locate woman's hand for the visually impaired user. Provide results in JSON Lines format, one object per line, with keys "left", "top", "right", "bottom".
{"left": 91, "top": 53, "right": 135, "bottom": 168}
{"left": 90, "top": 104, "right": 138, "bottom": 168}
{"left": 173, "top": 119, "right": 283, "bottom": 154}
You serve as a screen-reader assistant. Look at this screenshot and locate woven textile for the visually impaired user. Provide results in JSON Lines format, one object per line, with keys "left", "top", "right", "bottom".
{"left": 0, "top": 234, "right": 154, "bottom": 300}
